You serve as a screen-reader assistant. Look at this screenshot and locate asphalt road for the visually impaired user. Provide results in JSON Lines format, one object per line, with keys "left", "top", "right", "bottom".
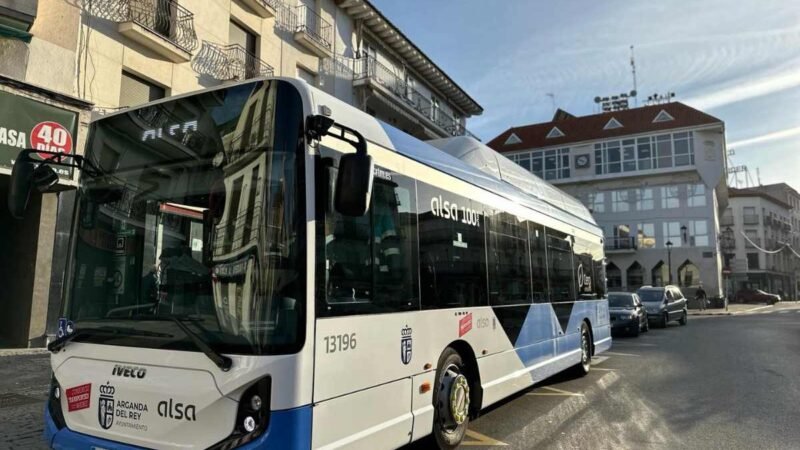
{"left": 405, "top": 302, "right": 800, "bottom": 450}
{"left": 2, "top": 303, "right": 798, "bottom": 449}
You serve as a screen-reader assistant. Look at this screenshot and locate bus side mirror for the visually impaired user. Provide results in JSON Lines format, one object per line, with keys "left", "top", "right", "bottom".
{"left": 9, "top": 150, "right": 69, "bottom": 219}
{"left": 334, "top": 152, "right": 373, "bottom": 216}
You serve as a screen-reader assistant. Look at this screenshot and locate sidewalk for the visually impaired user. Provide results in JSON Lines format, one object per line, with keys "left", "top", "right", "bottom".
{"left": 0, "top": 351, "right": 50, "bottom": 449}
{"left": 688, "top": 303, "right": 774, "bottom": 316}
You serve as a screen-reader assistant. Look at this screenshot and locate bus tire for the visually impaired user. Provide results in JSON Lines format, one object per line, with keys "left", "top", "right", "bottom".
{"left": 571, "top": 322, "right": 592, "bottom": 377}
{"left": 432, "top": 347, "right": 471, "bottom": 449}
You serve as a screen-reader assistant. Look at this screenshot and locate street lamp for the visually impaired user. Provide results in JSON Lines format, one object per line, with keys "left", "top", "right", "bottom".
{"left": 666, "top": 240, "right": 674, "bottom": 285}
{"left": 681, "top": 225, "right": 688, "bottom": 244}
{"left": 720, "top": 226, "right": 735, "bottom": 311}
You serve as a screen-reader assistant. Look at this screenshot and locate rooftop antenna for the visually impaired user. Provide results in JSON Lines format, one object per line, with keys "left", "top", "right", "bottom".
{"left": 630, "top": 45, "right": 638, "bottom": 107}
{"left": 546, "top": 93, "right": 556, "bottom": 114}
{"left": 757, "top": 167, "right": 762, "bottom": 186}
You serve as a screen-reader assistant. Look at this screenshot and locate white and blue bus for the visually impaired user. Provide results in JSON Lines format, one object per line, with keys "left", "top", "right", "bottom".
{"left": 10, "top": 78, "right": 610, "bottom": 449}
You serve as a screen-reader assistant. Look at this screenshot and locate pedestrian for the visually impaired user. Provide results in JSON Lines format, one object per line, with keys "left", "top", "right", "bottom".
{"left": 695, "top": 284, "right": 707, "bottom": 311}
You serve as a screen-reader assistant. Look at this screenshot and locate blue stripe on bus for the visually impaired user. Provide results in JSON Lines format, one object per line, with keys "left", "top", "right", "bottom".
{"left": 45, "top": 403, "right": 313, "bottom": 450}
{"left": 507, "top": 301, "right": 609, "bottom": 370}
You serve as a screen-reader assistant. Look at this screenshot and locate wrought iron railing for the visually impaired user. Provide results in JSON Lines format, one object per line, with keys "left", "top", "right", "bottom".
{"left": 192, "top": 41, "right": 274, "bottom": 81}
{"left": 352, "top": 55, "right": 477, "bottom": 139}
{"left": 604, "top": 236, "right": 637, "bottom": 251}
{"left": 293, "top": 5, "right": 332, "bottom": 51}
{"left": 252, "top": 0, "right": 280, "bottom": 12}
{"left": 86, "top": 0, "right": 198, "bottom": 52}
{"left": 743, "top": 214, "right": 760, "bottom": 225}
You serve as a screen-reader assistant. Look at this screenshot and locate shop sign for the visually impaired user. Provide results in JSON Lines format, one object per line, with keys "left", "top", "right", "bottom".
{"left": 0, "top": 90, "right": 79, "bottom": 178}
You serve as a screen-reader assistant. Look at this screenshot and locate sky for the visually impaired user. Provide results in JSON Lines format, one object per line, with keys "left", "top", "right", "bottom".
{"left": 370, "top": 0, "right": 800, "bottom": 191}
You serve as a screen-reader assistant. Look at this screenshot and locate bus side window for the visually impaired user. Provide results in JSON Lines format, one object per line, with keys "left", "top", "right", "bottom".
{"left": 418, "top": 183, "right": 488, "bottom": 310}
{"left": 321, "top": 165, "right": 419, "bottom": 316}
{"left": 529, "top": 223, "right": 549, "bottom": 303}
{"left": 487, "top": 211, "right": 531, "bottom": 305}
{"left": 546, "top": 229, "right": 576, "bottom": 302}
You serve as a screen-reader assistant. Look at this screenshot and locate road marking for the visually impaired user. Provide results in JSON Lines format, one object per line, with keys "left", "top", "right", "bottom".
{"left": 527, "top": 386, "right": 584, "bottom": 397}
{"left": 733, "top": 305, "right": 772, "bottom": 315}
{"left": 590, "top": 367, "right": 615, "bottom": 372}
{"left": 604, "top": 351, "right": 639, "bottom": 357}
{"left": 592, "top": 355, "right": 610, "bottom": 364}
{"left": 778, "top": 310, "right": 790, "bottom": 314}
{"left": 611, "top": 342, "right": 657, "bottom": 347}
{"left": 461, "top": 430, "right": 509, "bottom": 446}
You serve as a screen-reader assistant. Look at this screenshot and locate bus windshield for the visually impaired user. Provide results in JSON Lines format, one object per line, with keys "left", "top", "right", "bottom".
{"left": 66, "top": 80, "right": 306, "bottom": 355}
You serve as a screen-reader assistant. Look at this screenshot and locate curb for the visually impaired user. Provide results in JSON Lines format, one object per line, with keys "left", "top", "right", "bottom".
{"left": 0, "top": 348, "right": 48, "bottom": 357}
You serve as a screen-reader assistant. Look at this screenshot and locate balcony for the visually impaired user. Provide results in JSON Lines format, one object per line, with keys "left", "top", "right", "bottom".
{"left": 742, "top": 214, "right": 760, "bottom": 225}
{"left": 745, "top": 237, "right": 761, "bottom": 249}
{"left": 604, "top": 236, "right": 637, "bottom": 253}
{"left": 290, "top": 5, "right": 332, "bottom": 58}
{"left": 351, "top": 56, "right": 478, "bottom": 139}
{"left": 720, "top": 215, "right": 734, "bottom": 227}
{"left": 192, "top": 41, "right": 274, "bottom": 82}
{"left": 88, "top": 0, "right": 198, "bottom": 62}
{"left": 238, "top": 0, "right": 278, "bottom": 18}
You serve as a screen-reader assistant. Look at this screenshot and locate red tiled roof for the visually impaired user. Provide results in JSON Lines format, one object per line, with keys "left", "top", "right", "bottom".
{"left": 487, "top": 102, "right": 722, "bottom": 152}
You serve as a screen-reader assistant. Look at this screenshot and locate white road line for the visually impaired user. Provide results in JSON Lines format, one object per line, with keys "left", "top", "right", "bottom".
{"left": 611, "top": 342, "right": 657, "bottom": 347}
{"left": 604, "top": 351, "right": 639, "bottom": 357}
{"left": 527, "top": 386, "right": 584, "bottom": 397}
{"left": 590, "top": 367, "right": 615, "bottom": 372}
{"left": 461, "top": 430, "right": 509, "bottom": 446}
{"left": 592, "top": 356, "right": 610, "bottom": 364}
{"left": 778, "top": 310, "right": 790, "bottom": 314}
{"left": 733, "top": 305, "right": 772, "bottom": 315}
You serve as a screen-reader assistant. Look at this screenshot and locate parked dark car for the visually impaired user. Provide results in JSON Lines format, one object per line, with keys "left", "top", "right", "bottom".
{"left": 637, "top": 285, "right": 688, "bottom": 328}
{"left": 734, "top": 288, "right": 780, "bottom": 305}
{"left": 608, "top": 292, "right": 648, "bottom": 336}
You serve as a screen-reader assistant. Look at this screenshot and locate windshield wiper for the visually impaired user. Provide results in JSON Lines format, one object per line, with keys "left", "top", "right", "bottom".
{"left": 166, "top": 317, "right": 233, "bottom": 372}
{"left": 47, "top": 326, "right": 174, "bottom": 353}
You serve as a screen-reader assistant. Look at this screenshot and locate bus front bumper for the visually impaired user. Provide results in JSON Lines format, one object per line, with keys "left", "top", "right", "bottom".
{"left": 44, "top": 402, "right": 312, "bottom": 449}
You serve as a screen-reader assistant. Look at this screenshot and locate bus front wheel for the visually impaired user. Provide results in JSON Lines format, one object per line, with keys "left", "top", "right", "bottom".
{"left": 432, "top": 347, "right": 471, "bottom": 449}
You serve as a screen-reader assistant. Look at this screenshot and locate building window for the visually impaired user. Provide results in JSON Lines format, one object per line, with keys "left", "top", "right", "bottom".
{"left": 612, "top": 190, "right": 631, "bottom": 213}
{"left": 673, "top": 132, "right": 695, "bottom": 166}
{"left": 606, "top": 263, "right": 622, "bottom": 289}
{"left": 744, "top": 229, "right": 759, "bottom": 248}
{"left": 637, "top": 137, "right": 653, "bottom": 170}
{"left": 637, "top": 223, "right": 656, "bottom": 248}
{"left": 743, "top": 206, "right": 759, "bottom": 225}
{"left": 119, "top": 71, "right": 165, "bottom": 107}
{"left": 627, "top": 262, "right": 644, "bottom": 290}
{"left": 663, "top": 222, "right": 682, "bottom": 247}
{"left": 594, "top": 132, "right": 693, "bottom": 175}
{"left": 524, "top": 148, "right": 570, "bottom": 180}
{"left": 677, "top": 261, "right": 700, "bottom": 287}
{"left": 297, "top": 66, "right": 318, "bottom": 85}
{"left": 687, "top": 183, "right": 706, "bottom": 207}
{"left": 689, "top": 220, "right": 709, "bottom": 246}
{"left": 230, "top": 20, "right": 257, "bottom": 55}
{"left": 589, "top": 192, "right": 605, "bottom": 213}
{"left": 661, "top": 186, "right": 680, "bottom": 209}
{"left": 636, "top": 188, "right": 654, "bottom": 210}
{"left": 746, "top": 253, "right": 760, "bottom": 270}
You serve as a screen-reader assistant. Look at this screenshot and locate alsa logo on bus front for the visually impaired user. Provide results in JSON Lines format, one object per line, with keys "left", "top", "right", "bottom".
{"left": 141, "top": 120, "right": 198, "bottom": 142}
{"left": 430, "top": 196, "right": 481, "bottom": 227}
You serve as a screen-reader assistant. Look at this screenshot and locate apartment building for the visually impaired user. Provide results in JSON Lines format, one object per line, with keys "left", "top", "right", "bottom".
{"left": 722, "top": 184, "right": 800, "bottom": 298}
{"left": 488, "top": 102, "right": 728, "bottom": 297}
{"left": 0, "top": 0, "right": 482, "bottom": 347}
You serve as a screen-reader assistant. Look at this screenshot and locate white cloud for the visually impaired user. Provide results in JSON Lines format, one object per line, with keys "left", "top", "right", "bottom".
{"left": 684, "top": 60, "right": 800, "bottom": 110}
{"left": 728, "top": 125, "right": 800, "bottom": 148}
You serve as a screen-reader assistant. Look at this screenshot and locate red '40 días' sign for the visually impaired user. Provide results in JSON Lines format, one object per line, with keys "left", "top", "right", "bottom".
{"left": 30, "top": 121, "right": 73, "bottom": 160}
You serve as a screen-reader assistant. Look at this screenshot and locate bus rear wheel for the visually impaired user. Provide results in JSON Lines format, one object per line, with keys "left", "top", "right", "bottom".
{"left": 432, "top": 348, "right": 471, "bottom": 449}
{"left": 571, "top": 322, "right": 592, "bottom": 376}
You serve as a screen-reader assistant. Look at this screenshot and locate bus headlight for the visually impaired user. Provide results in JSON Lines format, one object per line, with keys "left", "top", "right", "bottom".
{"left": 243, "top": 416, "right": 256, "bottom": 432}
{"left": 209, "top": 376, "right": 271, "bottom": 450}
{"left": 250, "top": 395, "right": 262, "bottom": 411}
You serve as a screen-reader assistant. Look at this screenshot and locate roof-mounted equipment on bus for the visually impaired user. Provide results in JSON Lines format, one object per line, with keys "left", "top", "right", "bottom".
{"left": 306, "top": 114, "right": 374, "bottom": 217}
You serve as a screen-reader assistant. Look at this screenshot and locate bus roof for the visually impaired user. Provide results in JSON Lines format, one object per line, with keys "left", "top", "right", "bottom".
{"left": 304, "top": 80, "right": 601, "bottom": 235}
